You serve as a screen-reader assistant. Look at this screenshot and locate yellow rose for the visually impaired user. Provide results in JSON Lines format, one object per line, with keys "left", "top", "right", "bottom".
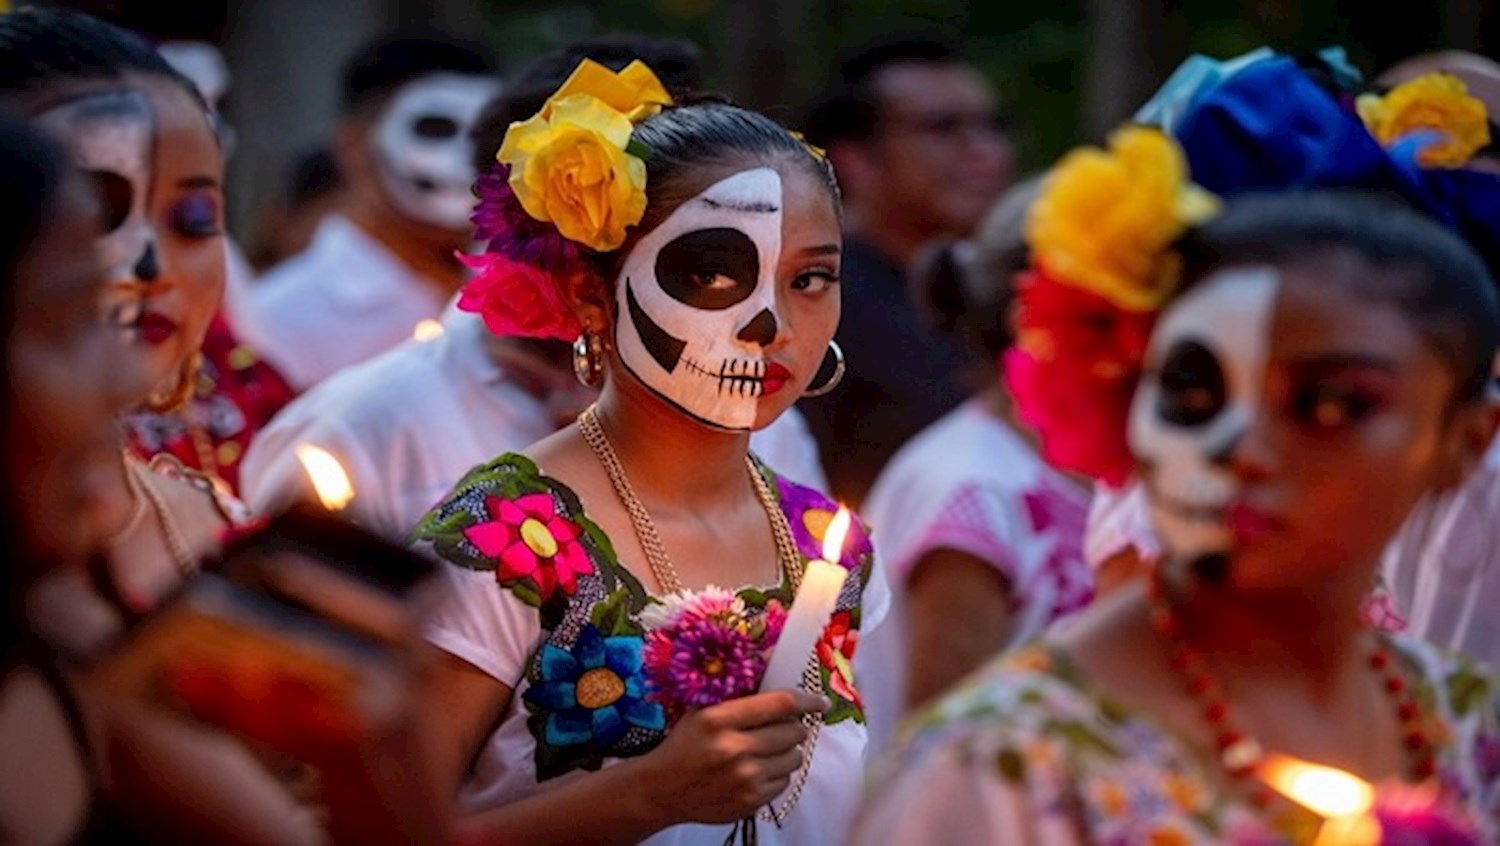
{"left": 545, "top": 58, "right": 672, "bottom": 124}
{"left": 499, "top": 94, "right": 648, "bottom": 252}
{"left": 1357, "top": 72, "right": 1491, "bottom": 169}
{"left": 1027, "top": 126, "right": 1219, "bottom": 311}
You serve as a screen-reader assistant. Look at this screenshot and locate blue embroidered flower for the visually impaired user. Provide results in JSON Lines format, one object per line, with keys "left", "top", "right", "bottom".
{"left": 524, "top": 624, "right": 666, "bottom": 748}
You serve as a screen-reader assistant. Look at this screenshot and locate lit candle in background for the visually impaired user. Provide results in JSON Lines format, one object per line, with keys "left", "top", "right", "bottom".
{"left": 1258, "top": 755, "right": 1380, "bottom": 846}
{"left": 760, "top": 507, "right": 852, "bottom": 692}
{"left": 412, "top": 319, "right": 444, "bottom": 342}
{"left": 295, "top": 444, "right": 355, "bottom": 512}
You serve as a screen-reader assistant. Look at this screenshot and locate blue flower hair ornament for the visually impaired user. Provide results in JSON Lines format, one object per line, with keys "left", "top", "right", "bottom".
{"left": 1165, "top": 55, "right": 1500, "bottom": 275}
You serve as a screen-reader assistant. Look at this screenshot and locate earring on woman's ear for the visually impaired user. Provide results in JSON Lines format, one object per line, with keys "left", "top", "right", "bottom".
{"left": 801, "top": 340, "right": 846, "bottom": 398}
{"left": 573, "top": 330, "right": 605, "bottom": 387}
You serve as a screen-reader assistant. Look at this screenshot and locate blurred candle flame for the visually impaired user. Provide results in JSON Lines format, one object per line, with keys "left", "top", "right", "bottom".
{"left": 412, "top": 319, "right": 444, "bottom": 342}
{"left": 295, "top": 444, "right": 354, "bottom": 511}
{"left": 1259, "top": 754, "right": 1379, "bottom": 846}
{"left": 821, "top": 506, "right": 852, "bottom": 563}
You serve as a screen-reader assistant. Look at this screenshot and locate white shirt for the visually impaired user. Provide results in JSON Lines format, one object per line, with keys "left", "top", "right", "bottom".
{"left": 1381, "top": 438, "right": 1500, "bottom": 666}
{"left": 859, "top": 400, "right": 1092, "bottom": 752}
{"left": 240, "top": 306, "right": 830, "bottom": 541}
{"left": 242, "top": 214, "right": 449, "bottom": 391}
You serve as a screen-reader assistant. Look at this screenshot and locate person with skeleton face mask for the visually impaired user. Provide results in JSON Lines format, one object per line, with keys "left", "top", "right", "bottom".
{"left": 412, "top": 60, "right": 888, "bottom": 846}
{"left": 238, "top": 37, "right": 831, "bottom": 542}
{"left": 852, "top": 130, "right": 1500, "bottom": 839}
{"left": 245, "top": 31, "right": 500, "bottom": 392}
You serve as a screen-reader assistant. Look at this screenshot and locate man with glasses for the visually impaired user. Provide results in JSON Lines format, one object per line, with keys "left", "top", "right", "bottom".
{"left": 799, "top": 38, "right": 1015, "bottom": 507}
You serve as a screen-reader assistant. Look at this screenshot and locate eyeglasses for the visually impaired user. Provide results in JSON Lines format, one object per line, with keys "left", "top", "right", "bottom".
{"left": 878, "top": 110, "right": 1012, "bottom": 143}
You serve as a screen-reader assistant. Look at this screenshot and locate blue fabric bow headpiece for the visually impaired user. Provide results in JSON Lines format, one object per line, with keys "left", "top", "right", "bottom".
{"left": 1162, "top": 54, "right": 1500, "bottom": 277}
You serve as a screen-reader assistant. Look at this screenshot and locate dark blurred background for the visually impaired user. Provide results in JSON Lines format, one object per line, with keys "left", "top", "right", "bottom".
{"left": 51, "top": 0, "right": 1500, "bottom": 239}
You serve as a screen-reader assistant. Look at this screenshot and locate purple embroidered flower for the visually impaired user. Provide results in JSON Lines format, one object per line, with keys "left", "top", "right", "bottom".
{"left": 644, "top": 617, "right": 765, "bottom": 714}
{"left": 775, "top": 477, "right": 872, "bottom": 568}
{"left": 471, "top": 166, "right": 586, "bottom": 274}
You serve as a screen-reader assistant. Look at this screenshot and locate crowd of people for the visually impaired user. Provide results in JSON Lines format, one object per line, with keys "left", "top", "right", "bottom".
{"left": 1, "top": 4, "right": 1498, "bottom": 844}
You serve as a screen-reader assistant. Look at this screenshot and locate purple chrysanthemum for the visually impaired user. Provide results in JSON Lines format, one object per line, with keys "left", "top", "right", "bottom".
{"left": 471, "top": 166, "right": 587, "bottom": 274}
{"left": 644, "top": 618, "right": 765, "bottom": 713}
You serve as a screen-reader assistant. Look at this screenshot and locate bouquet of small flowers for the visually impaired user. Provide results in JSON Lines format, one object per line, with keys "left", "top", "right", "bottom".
{"left": 639, "top": 586, "right": 787, "bottom": 723}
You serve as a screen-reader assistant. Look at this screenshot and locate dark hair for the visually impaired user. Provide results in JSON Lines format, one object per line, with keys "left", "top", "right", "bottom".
{"left": 341, "top": 28, "right": 497, "bottom": 115}
{"left": 588, "top": 101, "right": 840, "bottom": 284}
{"left": 0, "top": 113, "right": 73, "bottom": 647}
{"left": 471, "top": 35, "right": 703, "bottom": 173}
{"left": 0, "top": 7, "right": 205, "bottom": 110}
{"left": 285, "top": 144, "right": 343, "bottom": 208}
{"left": 1180, "top": 191, "right": 1500, "bottom": 403}
{"left": 801, "top": 36, "right": 959, "bottom": 150}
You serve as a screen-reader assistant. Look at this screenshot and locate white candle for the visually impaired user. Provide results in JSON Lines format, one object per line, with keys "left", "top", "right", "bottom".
{"left": 761, "top": 507, "right": 852, "bottom": 692}
{"left": 1257, "top": 755, "right": 1379, "bottom": 846}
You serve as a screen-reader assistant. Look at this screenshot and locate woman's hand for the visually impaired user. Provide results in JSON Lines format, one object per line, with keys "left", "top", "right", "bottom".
{"left": 639, "top": 690, "right": 828, "bottom": 826}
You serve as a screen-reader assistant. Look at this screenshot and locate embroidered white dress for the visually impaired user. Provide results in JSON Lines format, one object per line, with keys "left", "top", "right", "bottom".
{"left": 417, "top": 454, "right": 888, "bottom": 846}
{"left": 859, "top": 400, "right": 1093, "bottom": 751}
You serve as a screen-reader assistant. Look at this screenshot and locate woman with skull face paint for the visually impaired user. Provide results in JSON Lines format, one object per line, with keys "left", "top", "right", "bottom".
{"left": 413, "top": 60, "right": 887, "bottom": 846}
{"left": 0, "top": 8, "right": 272, "bottom": 614}
{"left": 0, "top": 8, "right": 296, "bottom": 498}
{"left": 849, "top": 146, "right": 1500, "bottom": 840}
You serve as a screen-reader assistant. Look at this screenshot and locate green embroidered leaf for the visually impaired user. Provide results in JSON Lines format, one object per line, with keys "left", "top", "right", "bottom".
{"left": 507, "top": 577, "right": 543, "bottom": 608}
{"left": 996, "top": 747, "right": 1027, "bottom": 783}
{"left": 1044, "top": 719, "right": 1119, "bottom": 758}
{"left": 1447, "top": 664, "right": 1492, "bottom": 717}
{"left": 590, "top": 587, "right": 642, "bottom": 637}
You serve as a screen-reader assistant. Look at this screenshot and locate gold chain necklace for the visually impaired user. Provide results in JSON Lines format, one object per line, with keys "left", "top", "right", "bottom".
{"left": 124, "top": 455, "right": 198, "bottom": 578}
{"left": 578, "top": 406, "right": 822, "bottom": 824}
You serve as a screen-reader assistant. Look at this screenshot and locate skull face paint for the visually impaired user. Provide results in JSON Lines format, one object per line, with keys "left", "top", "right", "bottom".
{"left": 1128, "top": 267, "right": 1281, "bottom": 570}
{"left": 614, "top": 168, "right": 786, "bottom": 431}
{"left": 35, "top": 90, "right": 157, "bottom": 303}
{"left": 372, "top": 73, "right": 500, "bottom": 231}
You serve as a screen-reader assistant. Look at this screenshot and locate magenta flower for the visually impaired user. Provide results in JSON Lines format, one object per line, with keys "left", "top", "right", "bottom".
{"left": 776, "top": 477, "right": 873, "bottom": 568}
{"left": 463, "top": 492, "right": 594, "bottom": 601}
{"left": 456, "top": 251, "right": 582, "bottom": 342}
{"left": 644, "top": 618, "right": 766, "bottom": 715}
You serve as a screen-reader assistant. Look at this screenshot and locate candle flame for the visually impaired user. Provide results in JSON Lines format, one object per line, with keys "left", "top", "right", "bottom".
{"left": 821, "top": 506, "right": 852, "bottom": 563}
{"left": 295, "top": 444, "right": 354, "bottom": 511}
{"left": 1259, "top": 754, "right": 1375, "bottom": 818}
{"left": 412, "top": 319, "right": 444, "bottom": 341}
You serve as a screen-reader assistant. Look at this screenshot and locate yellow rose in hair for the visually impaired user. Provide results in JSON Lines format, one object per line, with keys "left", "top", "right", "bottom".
{"left": 1027, "top": 127, "right": 1219, "bottom": 311}
{"left": 499, "top": 94, "right": 648, "bottom": 252}
{"left": 1356, "top": 72, "right": 1490, "bottom": 169}
{"left": 545, "top": 58, "right": 672, "bottom": 124}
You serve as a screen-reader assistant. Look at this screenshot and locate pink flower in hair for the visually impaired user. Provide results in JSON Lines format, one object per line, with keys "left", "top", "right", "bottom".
{"left": 456, "top": 251, "right": 583, "bottom": 342}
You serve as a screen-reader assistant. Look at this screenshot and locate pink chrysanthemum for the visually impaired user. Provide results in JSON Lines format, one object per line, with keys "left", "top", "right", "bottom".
{"left": 644, "top": 618, "right": 765, "bottom": 714}
{"left": 471, "top": 166, "right": 586, "bottom": 273}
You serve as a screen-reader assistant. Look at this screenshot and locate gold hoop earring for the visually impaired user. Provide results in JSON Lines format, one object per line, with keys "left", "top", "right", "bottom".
{"left": 573, "top": 331, "right": 605, "bottom": 387}
{"left": 145, "top": 351, "right": 203, "bottom": 414}
{"left": 801, "top": 340, "right": 845, "bottom": 398}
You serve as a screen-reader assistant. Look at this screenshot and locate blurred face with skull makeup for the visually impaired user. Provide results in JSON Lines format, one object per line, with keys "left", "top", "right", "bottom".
{"left": 33, "top": 74, "right": 226, "bottom": 414}
{"left": 1128, "top": 250, "right": 1489, "bottom": 595}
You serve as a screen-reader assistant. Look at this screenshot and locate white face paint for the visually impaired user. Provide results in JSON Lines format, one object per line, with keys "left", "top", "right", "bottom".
{"left": 36, "top": 91, "right": 157, "bottom": 310}
{"left": 614, "top": 168, "right": 785, "bottom": 431}
{"left": 372, "top": 73, "right": 500, "bottom": 231}
{"left": 1128, "top": 267, "right": 1281, "bottom": 567}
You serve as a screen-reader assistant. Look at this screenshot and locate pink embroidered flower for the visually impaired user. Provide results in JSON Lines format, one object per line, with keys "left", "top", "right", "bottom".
{"left": 463, "top": 492, "right": 593, "bottom": 600}
{"left": 817, "top": 610, "right": 862, "bottom": 710}
{"left": 457, "top": 251, "right": 583, "bottom": 342}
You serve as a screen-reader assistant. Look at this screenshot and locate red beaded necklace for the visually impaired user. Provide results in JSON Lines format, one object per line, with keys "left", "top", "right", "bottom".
{"left": 1146, "top": 569, "right": 1437, "bottom": 809}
